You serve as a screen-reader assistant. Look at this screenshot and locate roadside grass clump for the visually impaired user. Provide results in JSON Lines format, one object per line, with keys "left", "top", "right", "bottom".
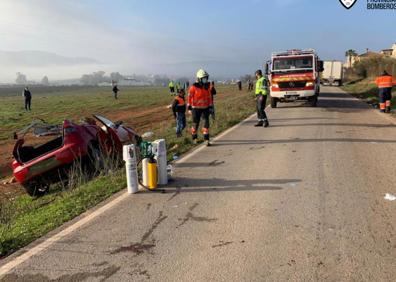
{"left": 342, "top": 79, "right": 396, "bottom": 110}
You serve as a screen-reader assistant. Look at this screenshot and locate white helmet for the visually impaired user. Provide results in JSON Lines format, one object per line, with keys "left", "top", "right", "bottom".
{"left": 196, "top": 69, "right": 209, "bottom": 79}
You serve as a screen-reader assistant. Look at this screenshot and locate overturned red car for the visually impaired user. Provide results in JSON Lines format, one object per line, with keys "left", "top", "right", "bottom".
{"left": 12, "top": 114, "right": 140, "bottom": 196}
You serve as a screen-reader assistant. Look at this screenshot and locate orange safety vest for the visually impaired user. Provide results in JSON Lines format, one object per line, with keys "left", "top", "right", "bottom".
{"left": 188, "top": 83, "right": 213, "bottom": 108}
{"left": 375, "top": 75, "right": 395, "bottom": 88}
{"left": 175, "top": 96, "right": 185, "bottom": 106}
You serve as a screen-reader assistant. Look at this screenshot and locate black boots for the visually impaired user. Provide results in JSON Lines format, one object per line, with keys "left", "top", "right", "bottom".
{"left": 254, "top": 120, "right": 269, "bottom": 127}
{"left": 264, "top": 120, "right": 269, "bottom": 127}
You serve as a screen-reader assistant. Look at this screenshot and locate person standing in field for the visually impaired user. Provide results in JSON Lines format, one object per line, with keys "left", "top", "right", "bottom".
{"left": 248, "top": 79, "right": 253, "bottom": 91}
{"left": 22, "top": 87, "right": 32, "bottom": 111}
{"left": 172, "top": 89, "right": 187, "bottom": 137}
{"left": 112, "top": 84, "right": 119, "bottom": 100}
{"left": 254, "top": 69, "right": 269, "bottom": 127}
{"left": 237, "top": 80, "right": 242, "bottom": 91}
{"left": 168, "top": 80, "right": 175, "bottom": 95}
{"left": 176, "top": 81, "right": 182, "bottom": 93}
{"left": 375, "top": 70, "right": 396, "bottom": 113}
{"left": 188, "top": 69, "right": 213, "bottom": 146}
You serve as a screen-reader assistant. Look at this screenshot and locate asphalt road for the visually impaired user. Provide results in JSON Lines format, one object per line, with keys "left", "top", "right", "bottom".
{"left": 1, "top": 86, "right": 396, "bottom": 281}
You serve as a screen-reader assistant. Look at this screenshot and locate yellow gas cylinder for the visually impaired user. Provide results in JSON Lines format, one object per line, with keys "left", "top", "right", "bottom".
{"left": 147, "top": 158, "right": 158, "bottom": 190}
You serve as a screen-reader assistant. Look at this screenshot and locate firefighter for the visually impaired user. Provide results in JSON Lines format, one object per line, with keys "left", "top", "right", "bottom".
{"left": 172, "top": 89, "right": 187, "bottom": 137}
{"left": 188, "top": 69, "right": 213, "bottom": 146}
{"left": 168, "top": 80, "right": 175, "bottom": 95}
{"left": 22, "top": 86, "right": 32, "bottom": 111}
{"left": 375, "top": 71, "right": 396, "bottom": 113}
{"left": 254, "top": 70, "right": 269, "bottom": 127}
{"left": 176, "top": 81, "right": 181, "bottom": 93}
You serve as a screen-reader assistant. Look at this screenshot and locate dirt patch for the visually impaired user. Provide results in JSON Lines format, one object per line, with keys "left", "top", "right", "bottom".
{"left": 0, "top": 182, "right": 25, "bottom": 202}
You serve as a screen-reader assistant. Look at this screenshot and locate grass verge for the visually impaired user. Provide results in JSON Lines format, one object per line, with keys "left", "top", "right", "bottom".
{"left": 341, "top": 79, "right": 396, "bottom": 110}
{"left": 0, "top": 85, "right": 255, "bottom": 258}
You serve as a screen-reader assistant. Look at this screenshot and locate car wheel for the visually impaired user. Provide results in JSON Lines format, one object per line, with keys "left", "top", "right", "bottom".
{"left": 270, "top": 97, "right": 278, "bottom": 108}
{"left": 23, "top": 180, "right": 49, "bottom": 197}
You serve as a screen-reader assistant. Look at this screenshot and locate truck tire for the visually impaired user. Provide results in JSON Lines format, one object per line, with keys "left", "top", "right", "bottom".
{"left": 23, "top": 180, "right": 49, "bottom": 197}
{"left": 270, "top": 97, "right": 278, "bottom": 108}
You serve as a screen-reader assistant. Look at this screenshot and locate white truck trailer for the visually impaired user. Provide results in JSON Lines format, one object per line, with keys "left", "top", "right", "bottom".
{"left": 322, "top": 61, "right": 343, "bottom": 86}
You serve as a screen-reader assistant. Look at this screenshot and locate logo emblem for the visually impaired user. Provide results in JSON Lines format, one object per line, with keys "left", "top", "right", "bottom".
{"left": 339, "top": 0, "right": 357, "bottom": 9}
{"left": 289, "top": 82, "right": 295, "bottom": 87}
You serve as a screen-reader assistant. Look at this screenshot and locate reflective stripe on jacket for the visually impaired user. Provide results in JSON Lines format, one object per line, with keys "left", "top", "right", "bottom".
{"left": 188, "top": 83, "right": 213, "bottom": 108}
{"left": 255, "top": 76, "right": 268, "bottom": 95}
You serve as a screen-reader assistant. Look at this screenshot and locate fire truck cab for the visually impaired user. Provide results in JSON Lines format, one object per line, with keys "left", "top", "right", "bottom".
{"left": 267, "top": 49, "right": 324, "bottom": 108}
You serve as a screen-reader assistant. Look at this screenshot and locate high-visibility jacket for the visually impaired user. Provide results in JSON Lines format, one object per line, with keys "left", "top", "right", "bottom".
{"left": 255, "top": 76, "right": 268, "bottom": 95}
{"left": 172, "top": 95, "right": 186, "bottom": 117}
{"left": 169, "top": 81, "right": 174, "bottom": 88}
{"left": 188, "top": 83, "right": 213, "bottom": 109}
{"left": 375, "top": 75, "right": 396, "bottom": 89}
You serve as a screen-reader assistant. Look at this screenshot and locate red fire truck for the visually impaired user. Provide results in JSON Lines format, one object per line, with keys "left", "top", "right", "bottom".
{"left": 267, "top": 49, "right": 324, "bottom": 108}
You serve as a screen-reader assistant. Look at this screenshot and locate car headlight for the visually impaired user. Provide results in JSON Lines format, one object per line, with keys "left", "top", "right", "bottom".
{"left": 306, "top": 82, "right": 314, "bottom": 87}
{"left": 272, "top": 83, "right": 279, "bottom": 88}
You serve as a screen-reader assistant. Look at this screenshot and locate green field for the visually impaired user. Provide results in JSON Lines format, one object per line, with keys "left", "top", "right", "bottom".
{"left": 0, "top": 86, "right": 170, "bottom": 141}
{"left": 0, "top": 84, "right": 256, "bottom": 257}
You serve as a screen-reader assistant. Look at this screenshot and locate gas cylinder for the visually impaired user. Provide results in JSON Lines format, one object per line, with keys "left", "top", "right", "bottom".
{"left": 146, "top": 158, "right": 158, "bottom": 190}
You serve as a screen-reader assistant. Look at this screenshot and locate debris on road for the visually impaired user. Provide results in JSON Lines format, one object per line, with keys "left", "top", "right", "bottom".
{"left": 384, "top": 193, "right": 396, "bottom": 201}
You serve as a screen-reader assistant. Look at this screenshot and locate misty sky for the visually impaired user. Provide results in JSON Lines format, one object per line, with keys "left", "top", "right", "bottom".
{"left": 1, "top": 0, "right": 396, "bottom": 82}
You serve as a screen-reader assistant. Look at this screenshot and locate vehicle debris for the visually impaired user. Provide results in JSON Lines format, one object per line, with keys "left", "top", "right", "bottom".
{"left": 384, "top": 193, "right": 396, "bottom": 201}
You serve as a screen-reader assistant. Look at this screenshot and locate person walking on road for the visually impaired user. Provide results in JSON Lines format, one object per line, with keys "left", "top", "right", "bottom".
{"left": 112, "top": 84, "right": 119, "bottom": 100}
{"left": 254, "top": 70, "right": 269, "bottom": 127}
{"left": 375, "top": 71, "right": 396, "bottom": 113}
{"left": 188, "top": 69, "right": 213, "bottom": 146}
{"left": 22, "top": 87, "right": 32, "bottom": 111}
{"left": 169, "top": 80, "right": 175, "bottom": 96}
{"left": 172, "top": 89, "right": 187, "bottom": 137}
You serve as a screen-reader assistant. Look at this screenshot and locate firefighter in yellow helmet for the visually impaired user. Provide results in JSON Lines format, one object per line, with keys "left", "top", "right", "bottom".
{"left": 188, "top": 69, "right": 213, "bottom": 146}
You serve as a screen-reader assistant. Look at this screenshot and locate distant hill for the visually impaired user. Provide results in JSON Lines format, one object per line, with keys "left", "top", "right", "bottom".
{"left": 0, "top": 50, "right": 99, "bottom": 67}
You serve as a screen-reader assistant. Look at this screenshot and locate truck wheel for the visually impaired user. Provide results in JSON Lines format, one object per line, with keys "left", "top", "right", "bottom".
{"left": 270, "top": 97, "right": 278, "bottom": 108}
{"left": 23, "top": 180, "right": 49, "bottom": 197}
